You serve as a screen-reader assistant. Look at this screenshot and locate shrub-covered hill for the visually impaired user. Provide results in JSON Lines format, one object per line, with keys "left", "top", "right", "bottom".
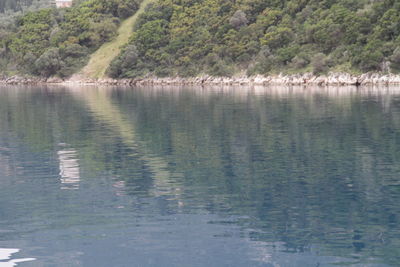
{"left": 108, "top": 0, "right": 400, "bottom": 78}
{"left": 0, "top": 0, "right": 141, "bottom": 77}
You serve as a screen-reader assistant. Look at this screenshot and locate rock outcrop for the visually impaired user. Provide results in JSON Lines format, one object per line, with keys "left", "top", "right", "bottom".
{"left": 0, "top": 76, "right": 43, "bottom": 85}
{"left": 89, "top": 72, "right": 400, "bottom": 86}
{"left": 2, "top": 72, "right": 400, "bottom": 86}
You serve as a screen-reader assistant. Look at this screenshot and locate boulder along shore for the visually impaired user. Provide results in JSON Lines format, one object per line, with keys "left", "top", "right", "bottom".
{"left": 2, "top": 73, "right": 400, "bottom": 86}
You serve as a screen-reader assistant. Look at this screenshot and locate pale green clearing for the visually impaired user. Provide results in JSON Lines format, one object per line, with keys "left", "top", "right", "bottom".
{"left": 80, "top": 0, "right": 153, "bottom": 79}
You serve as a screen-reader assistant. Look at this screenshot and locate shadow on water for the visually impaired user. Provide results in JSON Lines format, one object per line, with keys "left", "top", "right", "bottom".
{"left": 0, "top": 85, "right": 400, "bottom": 266}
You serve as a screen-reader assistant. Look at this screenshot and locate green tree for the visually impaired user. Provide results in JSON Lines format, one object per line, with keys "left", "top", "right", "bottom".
{"left": 34, "top": 48, "right": 63, "bottom": 77}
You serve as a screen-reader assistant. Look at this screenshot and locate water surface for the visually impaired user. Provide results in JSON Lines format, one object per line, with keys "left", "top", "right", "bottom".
{"left": 0, "top": 85, "right": 399, "bottom": 266}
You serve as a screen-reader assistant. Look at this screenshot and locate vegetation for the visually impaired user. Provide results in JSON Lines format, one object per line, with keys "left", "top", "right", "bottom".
{"left": 81, "top": 0, "right": 153, "bottom": 79}
{"left": 0, "top": 0, "right": 141, "bottom": 77}
{"left": 0, "top": 0, "right": 52, "bottom": 17}
{"left": 108, "top": 0, "right": 400, "bottom": 78}
{"left": 1, "top": 0, "right": 400, "bottom": 78}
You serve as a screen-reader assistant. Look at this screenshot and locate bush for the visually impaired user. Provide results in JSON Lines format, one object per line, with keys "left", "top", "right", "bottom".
{"left": 87, "top": 17, "right": 119, "bottom": 47}
{"left": 229, "top": 10, "right": 248, "bottom": 29}
{"left": 359, "top": 50, "right": 384, "bottom": 72}
{"left": 22, "top": 52, "right": 37, "bottom": 74}
{"left": 34, "top": 48, "right": 63, "bottom": 77}
{"left": 291, "top": 55, "right": 308, "bottom": 69}
{"left": 312, "top": 53, "right": 328, "bottom": 74}
{"left": 107, "top": 44, "right": 139, "bottom": 78}
{"left": 209, "top": 61, "right": 234, "bottom": 77}
{"left": 261, "top": 26, "right": 294, "bottom": 49}
{"left": 390, "top": 47, "right": 400, "bottom": 71}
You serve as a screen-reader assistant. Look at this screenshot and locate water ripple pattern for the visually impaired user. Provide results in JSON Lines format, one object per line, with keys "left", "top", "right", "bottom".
{"left": 0, "top": 85, "right": 399, "bottom": 266}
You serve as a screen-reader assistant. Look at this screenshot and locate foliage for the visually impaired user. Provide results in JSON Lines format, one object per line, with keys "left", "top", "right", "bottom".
{"left": 109, "top": 0, "right": 400, "bottom": 78}
{"left": 0, "top": 0, "right": 52, "bottom": 16}
{"left": 390, "top": 47, "right": 400, "bottom": 71}
{"left": 312, "top": 53, "right": 329, "bottom": 74}
{"left": 34, "top": 47, "right": 62, "bottom": 77}
{"left": 1, "top": 0, "right": 141, "bottom": 77}
{"left": 2, "top": 0, "right": 400, "bottom": 78}
{"left": 229, "top": 10, "right": 248, "bottom": 29}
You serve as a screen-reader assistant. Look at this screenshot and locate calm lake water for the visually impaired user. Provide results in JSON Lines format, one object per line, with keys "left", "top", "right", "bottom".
{"left": 0, "top": 85, "right": 399, "bottom": 267}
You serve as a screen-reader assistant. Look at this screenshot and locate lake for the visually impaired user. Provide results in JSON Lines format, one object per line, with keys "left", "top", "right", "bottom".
{"left": 0, "top": 85, "right": 399, "bottom": 267}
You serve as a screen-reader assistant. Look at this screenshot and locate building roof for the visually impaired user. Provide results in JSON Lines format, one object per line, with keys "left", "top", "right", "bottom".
{"left": 55, "top": 0, "right": 72, "bottom": 8}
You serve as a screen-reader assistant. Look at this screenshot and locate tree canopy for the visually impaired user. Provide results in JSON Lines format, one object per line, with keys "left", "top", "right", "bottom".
{"left": 1, "top": 0, "right": 400, "bottom": 78}
{"left": 108, "top": 0, "right": 400, "bottom": 78}
{"left": 0, "top": 0, "right": 141, "bottom": 77}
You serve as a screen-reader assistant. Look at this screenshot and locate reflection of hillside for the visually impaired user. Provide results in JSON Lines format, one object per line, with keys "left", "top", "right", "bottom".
{"left": 72, "top": 88, "right": 183, "bottom": 199}
{"left": 111, "top": 86, "right": 400, "bottom": 266}
{"left": 67, "top": 85, "right": 400, "bottom": 266}
{"left": 0, "top": 150, "right": 12, "bottom": 179}
{"left": 2, "top": 85, "right": 400, "bottom": 265}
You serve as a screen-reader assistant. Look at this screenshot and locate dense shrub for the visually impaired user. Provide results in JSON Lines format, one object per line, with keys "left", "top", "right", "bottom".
{"left": 312, "top": 53, "right": 329, "bottom": 74}
{"left": 2, "top": 0, "right": 400, "bottom": 78}
{"left": 109, "top": 0, "right": 400, "bottom": 78}
{"left": 34, "top": 48, "right": 63, "bottom": 77}
{"left": 1, "top": 0, "right": 141, "bottom": 77}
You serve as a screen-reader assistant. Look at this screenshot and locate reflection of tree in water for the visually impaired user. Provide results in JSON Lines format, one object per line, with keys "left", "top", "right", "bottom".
{"left": 109, "top": 86, "right": 400, "bottom": 266}
{"left": 0, "top": 148, "right": 13, "bottom": 179}
{"left": 72, "top": 87, "right": 184, "bottom": 205}
{"left": 1, "top": 86, "right": 400, "bottom": 265}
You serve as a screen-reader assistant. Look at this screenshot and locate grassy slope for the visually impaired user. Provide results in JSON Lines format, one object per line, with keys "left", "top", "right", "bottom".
{"left": 80, "top": 0, "right": 152, "bottom": 79}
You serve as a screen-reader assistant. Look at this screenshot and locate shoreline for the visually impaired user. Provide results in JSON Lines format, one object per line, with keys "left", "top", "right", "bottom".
{"left": 1, "top": 72, "right": 400, "bottom": 86}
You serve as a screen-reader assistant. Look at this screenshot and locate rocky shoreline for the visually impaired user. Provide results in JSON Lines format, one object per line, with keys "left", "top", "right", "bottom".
{"left": 1, "top": 72, "right": 400, "bottom": 86}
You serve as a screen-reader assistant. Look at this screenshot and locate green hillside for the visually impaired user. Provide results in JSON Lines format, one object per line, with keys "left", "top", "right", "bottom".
{"left": 108, "top": 0, "right": 400, "bottom": 78}
{"left": 0, "top": 0, "right": 142, "bottom": 76}
{"left": 1, "top": 0, "right": 400, "bottom": 78}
